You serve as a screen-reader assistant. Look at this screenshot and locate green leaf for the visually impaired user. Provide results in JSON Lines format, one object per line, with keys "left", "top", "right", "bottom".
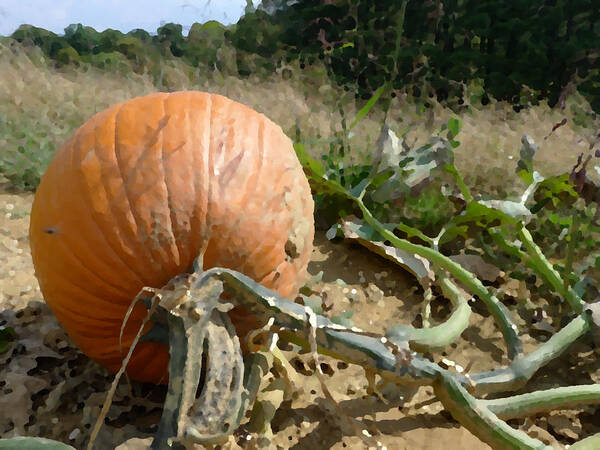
{"left": 370, "top": 136, "right": 455, "bottom": 204}
{"left": 294, "top": 142, "right": 325, "bottom": 178}
{"left": 349, "top": 84, "right": 387, "bottom": 131}
{"left": 334, "top": 217, "right": 433, "bottom": 279}
{"left": 371, "top": 125, "right": 403, "bottom": 176}
{"left": 447, "top": 117, "right": 461, "bottom": 138}
{"left": 477, "top": 199, "right": 532, "bottom": 221}
{"left": 294, "top": 141, "right": 351, "bottom": 201}
{"left": 438, "top": 223, "right": 471, "bottom": 244}
{"left": 516, "top": 135, "right": 538, "bottom": 185}
{"left": 401, "top": 137, "right": 455, "bottom": 188}
{"left": 325, "top": 223, "right": 342, "bottom": 240}
{"left": 443, "top": 163, "right": 472, "bottom": 202}
{"left": 0, "top": 326, "right": 15, "bottom": 353}
{"left": 348, "top": 178, "right": 371, "bottom": 198}
{"left": 448, "top": 201, "right": 520, "bottom": 230}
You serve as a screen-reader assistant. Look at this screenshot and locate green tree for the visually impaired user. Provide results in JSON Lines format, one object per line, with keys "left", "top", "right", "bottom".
{"left": 11, "top": 25, "right": 68, "bottom": 59}
{"left": 63, "top": 23, "right": 100, "bottom": 56}
{"left": 155, "top": 23, "right": 186, "bottom": 57}
{"left": 97, "top": 28, "right": 125, "bottom": 54}
{"left": 186, "top": 21, "right": 226, "bottom": 68}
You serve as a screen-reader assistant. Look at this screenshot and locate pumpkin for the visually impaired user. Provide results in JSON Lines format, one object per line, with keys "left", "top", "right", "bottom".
{"left": 29, "top": 91, "right": 314, "bottom": 384}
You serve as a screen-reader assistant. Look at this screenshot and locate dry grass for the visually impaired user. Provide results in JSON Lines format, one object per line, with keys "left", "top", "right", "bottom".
{"left": 1, "top": 38, "right": 598, "bottom": 195}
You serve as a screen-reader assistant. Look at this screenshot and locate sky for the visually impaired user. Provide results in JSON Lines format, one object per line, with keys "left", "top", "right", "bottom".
{"left": 0, "top": 0, "right": 261, "bottom": 36}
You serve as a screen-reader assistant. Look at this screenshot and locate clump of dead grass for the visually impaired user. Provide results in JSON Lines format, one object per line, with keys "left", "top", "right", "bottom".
{"left": 1, "top": 38, "right": 597, "bottom": 195}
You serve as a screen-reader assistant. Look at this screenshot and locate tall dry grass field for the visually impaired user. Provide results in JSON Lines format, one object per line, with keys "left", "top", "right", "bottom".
{"left": 1, "top": 38, "right": 598, "bottom": 195}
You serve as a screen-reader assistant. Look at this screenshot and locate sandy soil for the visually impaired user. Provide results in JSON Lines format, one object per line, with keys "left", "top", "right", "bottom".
{"left": 1, "top": 192, "right": 599, "bottom": 449}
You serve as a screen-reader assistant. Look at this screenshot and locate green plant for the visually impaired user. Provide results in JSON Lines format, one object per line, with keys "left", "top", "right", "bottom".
{"left": 291, "top": 80, "right": 600, "bottom": 447}
{"left": 0, "top": 326, "right": 15, "bottom": 353}
{"left": 30, "top": 81, "right": 588, "bottom": 449}
{"left": 0, "top": 123, "right": 55, "bottom": 191}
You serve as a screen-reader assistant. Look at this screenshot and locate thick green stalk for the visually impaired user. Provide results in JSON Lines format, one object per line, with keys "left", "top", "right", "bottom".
{"left": 517, "top": 224, "right": 584, "bottom": 312}
{"left": 482, "top": 385, "right": 600, "bottom": 419}
{"left": 488, "top": 229, "right": 525, "bottom": 261}
{"left": 202, "top": 268, "right": 438, "bottom": 383}
{"left": 355, "top": 197, "right": 523, "bottom": 359}
{"left": 433, "top": 370, "right": 553, "bottom": 450}
{"left": 444, "top": 164, "right": 473, "bottom": 202}
{"left": 205, "top": 267, "right": 469, "bottom": 380}
{"left": 387, "top": 275, "right": 472, "bottom": 351}
{"left": 395, "top": 221, "right": 434, "bottom": 245}
{"left": 470, "top": 313, "right": 591, "bottom": 395}
{"left": 488, "top": 227, "right": 585, "bottom": 315}
{"left": 149, "top": 267, "right": 597, "bottom": 450}
{"left": 489, "top": 230, "right": 547, "bottom": 277}
{"left": 569, "top": 433, "right": 600, "bottom": 449}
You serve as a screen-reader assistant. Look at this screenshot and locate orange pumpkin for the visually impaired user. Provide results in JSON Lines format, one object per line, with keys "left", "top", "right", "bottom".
{"left": 29, "top": 91, "right": 314, "bottom": 384}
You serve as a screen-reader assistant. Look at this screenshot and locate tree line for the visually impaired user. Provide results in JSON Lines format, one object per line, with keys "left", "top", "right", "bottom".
{"left": 9, "top": 0, "right": 600, "bottom": 112}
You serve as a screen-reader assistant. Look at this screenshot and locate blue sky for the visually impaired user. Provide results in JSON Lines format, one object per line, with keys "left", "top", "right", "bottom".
{"left": 0, "top": 0, "right": 261, "bottom": 36}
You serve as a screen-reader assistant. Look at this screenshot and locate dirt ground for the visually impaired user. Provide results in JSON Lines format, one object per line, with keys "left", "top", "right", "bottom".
{"left": 1, "top": 192, "right": 599, "bottom": 449}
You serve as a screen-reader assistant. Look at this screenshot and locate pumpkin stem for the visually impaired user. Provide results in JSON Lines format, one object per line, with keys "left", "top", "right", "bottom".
{"left": 150, "top": 276, "right": 261, "bottom": 449}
